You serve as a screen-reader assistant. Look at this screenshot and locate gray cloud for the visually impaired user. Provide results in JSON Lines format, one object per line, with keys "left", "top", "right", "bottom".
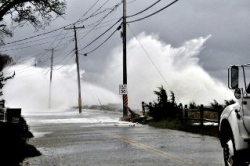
{"left": 2, "top": 0, "right": 250, "bottom": 89}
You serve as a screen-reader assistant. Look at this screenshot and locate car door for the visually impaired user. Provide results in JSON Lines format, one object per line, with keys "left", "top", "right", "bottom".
{"left": 242, "top": 97, "right": 250, "bottom": 133}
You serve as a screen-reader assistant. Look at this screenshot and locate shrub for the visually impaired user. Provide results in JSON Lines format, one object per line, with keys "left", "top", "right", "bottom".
{"left": 146, "top": 86, "right": 181, "bottom": 120}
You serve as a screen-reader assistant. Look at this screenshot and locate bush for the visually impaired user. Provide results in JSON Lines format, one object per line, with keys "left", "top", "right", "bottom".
{"left": 146, "top": 86, "right": 182, "bottom": 120}
{"left": 0, "top": 116, "right": 40, "bottom": 165}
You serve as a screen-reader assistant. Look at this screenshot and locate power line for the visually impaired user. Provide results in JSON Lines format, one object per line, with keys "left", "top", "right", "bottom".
{"left": 0, "top": 2, "right": 121, "bottom": 50}
{"left": 78, "top": 18, "right": 122, "bottom": 51}
{"left": 48, "top": 29, "right": 66, "bottom": 49}
{"left": 0, "top": 40, "right": 59, "bottom": 52}
{"left": 127, "top": 0, "right": 178, "bottom": 23}
{"left": 50, "top": 30, "right": 73, "bottom": 50}
{"left": 91, "top": 0, "right": 111, "bottom": 15}
{"left": 10, "top": 68, "right": 50, "bottom": 80}
{"left": 55, "top": 48, "right": 75, "bottom": 64}
{"left": 77, "top": 1, "right": 122, "bottom": 42}
{"left": 76, "top": 0, "right": 101, "bottom": 23}
{"left": 2, "top": 26, "right": 70, "bottom": 46}
{"left": 3, "top": 18, "right": 118, "bottom": 51}
{"left": 127, "top": 0, "right": 139, "bottom": 4}
{"left": 80, "top": 24, "right": 121, "bottom": 56}
{"left": 127, "top": 0, "right": 161, "bottom": 18}
{"left": 2, "top": 20, "right": 119, "bottom": 52}
{"left": 127, "top": 23, "right": 182, "bottom": 103}
{"left": 85, "top": 17, "right": 121, "bottom": 28}
{"left": 0, "top": 31, "right": 70, "bottom": 49}
{"left": 1, "top": 1, "right": 111, "bottom": 49}
{"left": 76, "top": 0, "right": 112, "bottom": 25}
{"left": 53, "top": 53, "right": 75, "bottom": 70}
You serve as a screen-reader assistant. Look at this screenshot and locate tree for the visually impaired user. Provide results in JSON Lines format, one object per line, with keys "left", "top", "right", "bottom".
{"left": 0, "top": 54, "right": 14, "bottom": 97}
{"left": 189, "top": 101, "right": 198, "bottom": 109}
{"left": 0, "top": 0, "right": 66, "bottom": 38}
{"left": 210, "top": 99, "right": 223, "bottom": 110}
{"left": 170, "top": 91, "right": 176, "bottom": 104}
{"left": 154, "top": 85, "right": 168, "bottom": 108}
{"left": 0, "top": 53, "right": 13, "bottom": 70}
{"left": 147, "top": 86, "right": 181, "bottom": 120}
{"left": 224, "top": 99, "right": 235, "bottom": 106}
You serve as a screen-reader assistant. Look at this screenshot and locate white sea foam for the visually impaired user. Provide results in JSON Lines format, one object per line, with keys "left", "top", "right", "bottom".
{"left": 2, "top": 33, "right": 233, "bottom": 113}
{"left": 103, "top": 33, "right": 233, "bottom": 108}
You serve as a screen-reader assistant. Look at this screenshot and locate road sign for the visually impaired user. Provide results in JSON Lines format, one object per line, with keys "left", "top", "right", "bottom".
{"left": 119, "top": 84, "right": 127, "bottom": 95}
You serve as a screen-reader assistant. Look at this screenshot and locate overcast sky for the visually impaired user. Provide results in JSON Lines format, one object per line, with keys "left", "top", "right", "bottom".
{"left": 1, "top": 0, "right": 250, "bottom": 106}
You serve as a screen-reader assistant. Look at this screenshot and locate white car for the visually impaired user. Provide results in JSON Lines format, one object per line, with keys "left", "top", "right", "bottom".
{"left": 219, "top": 64, "right": 250, "bottom": 166}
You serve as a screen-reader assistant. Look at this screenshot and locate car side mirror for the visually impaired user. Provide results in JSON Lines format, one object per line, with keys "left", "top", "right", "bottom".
{"left": 229, "top": 66, "right": 239, "bottom": 89}
{"left": 234, "top": 88, "right": 242, "bottom": 99}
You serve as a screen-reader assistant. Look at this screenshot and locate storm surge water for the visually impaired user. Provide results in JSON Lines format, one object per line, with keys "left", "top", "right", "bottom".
{"left": 2, "top": 60, "right": 121, "bottom": 113}
{"left": 103, "top": 33, "right": 233, "bottom": 108}
{"left": 2, "top": 33, "right": 233, "bottom": 113}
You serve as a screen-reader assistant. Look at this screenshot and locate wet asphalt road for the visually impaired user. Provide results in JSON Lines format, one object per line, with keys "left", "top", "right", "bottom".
{"left": 22, "top": 109, "right": 224, "bottom": 166}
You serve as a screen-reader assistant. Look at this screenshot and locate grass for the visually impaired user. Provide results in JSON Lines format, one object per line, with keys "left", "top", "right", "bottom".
{"left": 144, "top": 107, "right": 221, "bottom": 138}
{"left": 148, "top": 118, "right": 219, "bottom": 138}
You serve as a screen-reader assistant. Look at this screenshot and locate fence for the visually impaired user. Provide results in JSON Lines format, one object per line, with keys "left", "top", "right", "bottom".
{"left": 183, "top": 104, "right": 222, "bottom": 127}
{"left": 141, "top": 102, "right": 222, "bottom": 127}
{"left": 0, "top": 100, "right": 5, "bottom": 108}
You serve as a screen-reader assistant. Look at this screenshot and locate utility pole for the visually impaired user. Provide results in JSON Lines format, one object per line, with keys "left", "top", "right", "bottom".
{"left": 65, "top": 25, "right": 84, "bottom": 113}
{"left": 46, "top": 48, "right": 58, "bottom": 109}
{"left": 122, "top": 0, "right": 128, "bottom": 117}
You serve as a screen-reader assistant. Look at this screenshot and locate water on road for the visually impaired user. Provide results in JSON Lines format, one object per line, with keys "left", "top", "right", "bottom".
{"left": 23, "top": 109, "right": 224, "bottom": 166}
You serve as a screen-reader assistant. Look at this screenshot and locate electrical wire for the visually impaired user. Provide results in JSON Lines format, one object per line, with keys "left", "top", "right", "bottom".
{"left": 1, "top": 1, "right": 121, "bottom": 77}
{"left": 54, "top": 48, "right": 75, "bottom": 65}
{"left": 85, "top": 17, "right": 121, "bottom": 28}
{"left": 127, "top": 0, "right": 139, "bottom": 4}
{"left": 127, "top": 0, "right": 161, "bottom": 18}
{"left": 77, "top": 1, "right": 122, "bottom": 42}
{"left": 5, "top": 18, "right": 118, "bottom": 50}
{"left": 0, "top": 1, "right": 121, "bottom": 51}
{"left": 127, "top": 23, "right": 181, "bottom": 103}
{"left": 53, "top": 52, "right": 75, "bottom": 70}
{"left": 80, "top": 24, "right": 121, "bottom": 56}
{"left": 76, "top": 0, "right": 112, "bottom": 25}
{"left": 51, "top": 30, "right": 72, "bottom": 50}
{"left": 48, "top": 29, "right": 65, "bottom": 49}
{"left": 0, "top": 31, "right": 70, "bottom": 49}
{"left": 78, "top": 18, "right": 122, "bottom": 51}
{"left": 2, "top": 26, "right": 71, "bottom": 46}
{"left": 76, "top": 0, "right": 101, "bottom": 23}
{"left": 12, "top": 68, "right": 50, "bottom": 80}
{"left": 0, "top": 40, "right": 59, "bottom": 52}
{"left": 1, "top": 1, "right": 105, "bottom": 49}
{"left": 89, "top": 0, "right": 111, "bottom": 18}
{"left": 127, "top": 0, "right": 178, "bottom": 23}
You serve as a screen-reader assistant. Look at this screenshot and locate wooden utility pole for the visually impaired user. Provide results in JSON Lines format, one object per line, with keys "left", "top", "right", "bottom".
{"left": 65, "top": 25, "right": 84, "bottom": 113}
{"left": 49, "top": 48, "right": 54, "bottom": 109}
{"left": 122, "top": 0, "right": 128, "bottom": 117}
{"left": 46, "top": 48, "right": 57, "bottom": 109}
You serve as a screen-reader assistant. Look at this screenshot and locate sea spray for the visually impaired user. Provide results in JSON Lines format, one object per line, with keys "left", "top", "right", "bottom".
{"left": 103, "top": 33, "right": 233, "bottom": 108}
{"left": 3, "top": 33, "right": 233, "bottom": 112}
{"left": 3, "top": 59, "right": 121, "bottom": 113}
